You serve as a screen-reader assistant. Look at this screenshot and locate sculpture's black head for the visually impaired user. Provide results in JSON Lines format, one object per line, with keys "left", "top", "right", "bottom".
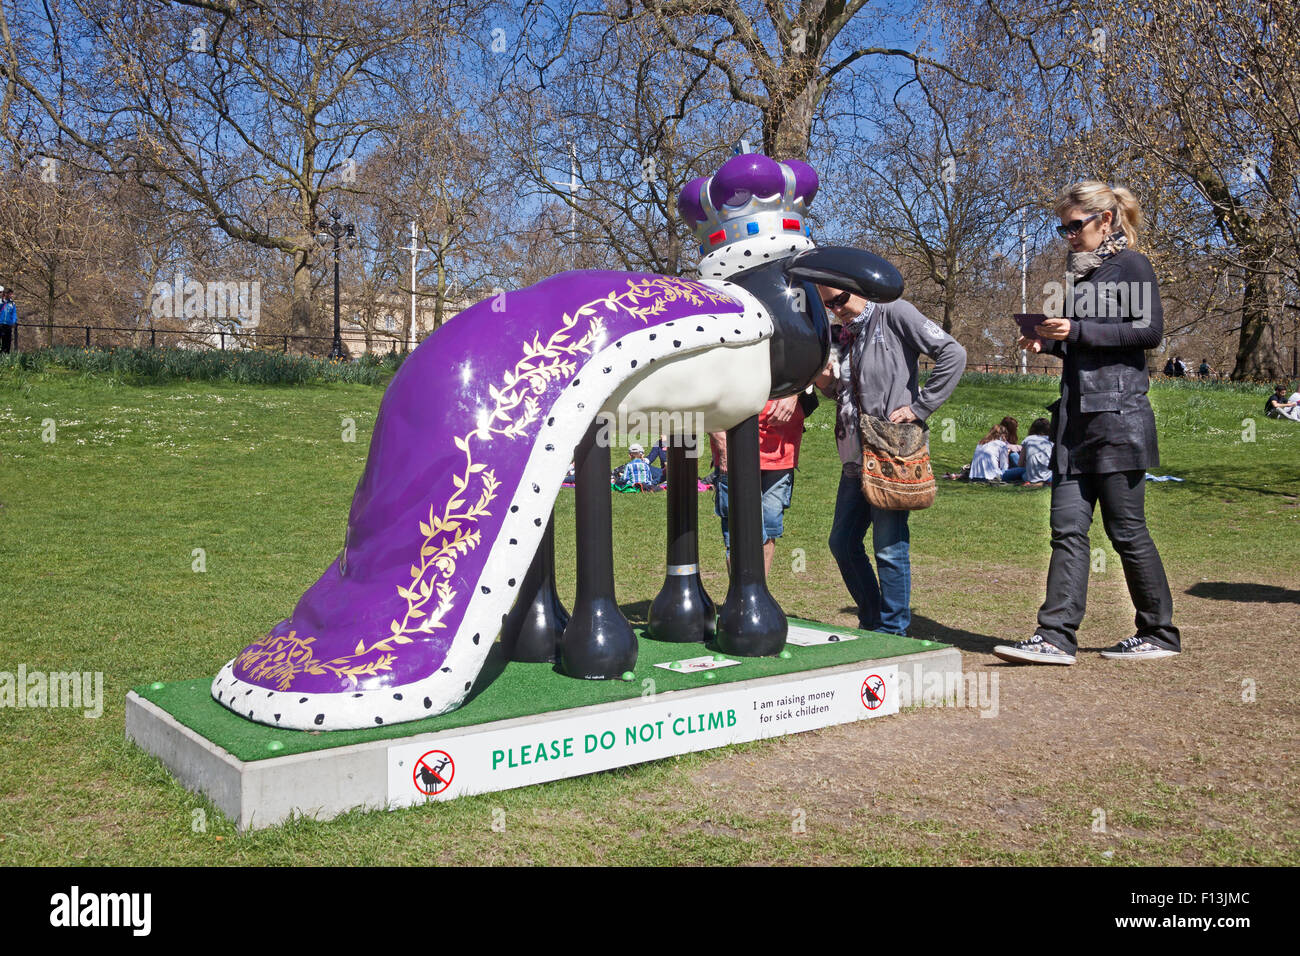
{"left": 729, "top": 246, "right": 904, "bottom": 399}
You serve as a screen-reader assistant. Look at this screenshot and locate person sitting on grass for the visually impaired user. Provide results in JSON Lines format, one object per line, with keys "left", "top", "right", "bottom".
{"left": 968, "top": 423, "right": 1019, "bottom": 482}
{"left": 645, "top": 435, "right": 668, "bottom": 470}
{"left": 1018, "top": 417, "right": 1054, "bottom": 485}
{"left": 1000, "top": 416, "right": 1021, "bottom": 467}
{"left": 616, "top": 443, "right": 658, "bottom": 490}
{"left": 1265, "top": 385, "right": 1300, "bottom": 421}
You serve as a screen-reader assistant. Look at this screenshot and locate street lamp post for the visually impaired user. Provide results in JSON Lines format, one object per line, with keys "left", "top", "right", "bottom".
{"left": 550, "top": 141, "right": 582, "bottom": 237}
{"left": 399, "top": 221, "right": 430, "bottom": 353}
{"left": 318, "top": 213, "right": 354, "bottom": 359}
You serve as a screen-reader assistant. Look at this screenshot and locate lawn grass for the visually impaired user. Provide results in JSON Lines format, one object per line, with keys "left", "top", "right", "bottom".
{"left": 1, "top": 365, "right": 1296, "bottom": 865}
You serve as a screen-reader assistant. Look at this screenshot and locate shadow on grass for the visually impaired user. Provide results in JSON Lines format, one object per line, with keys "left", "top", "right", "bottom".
{"left": 903, "top": 613, "right": 1004, "bottom": 655}
{"left": 1158, "top": 463, "right": 1300, "bottom": 499}
{"left": 465, "top": 642, "right": 511, "bottom": 703}
{"left": 834, "top": 606, "right": 1003, "bottom": 655}
{"left": 1186, "top": 581, "right": 1300, "bottom": 604}
{"left": 619, "top": 599, "right": 651, "bottom": 624}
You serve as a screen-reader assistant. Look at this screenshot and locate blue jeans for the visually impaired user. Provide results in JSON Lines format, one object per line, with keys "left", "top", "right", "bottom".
{"left": 714, "top": 470, "right": 793, "bottom": 552}
{"left": 828, "top": 465, "right": 911, "bottom": 635}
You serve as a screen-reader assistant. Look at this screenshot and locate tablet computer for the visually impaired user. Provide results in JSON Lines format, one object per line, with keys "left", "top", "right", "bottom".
{"left": 1014, "top": 313, "right": 1049, "bottom": 337}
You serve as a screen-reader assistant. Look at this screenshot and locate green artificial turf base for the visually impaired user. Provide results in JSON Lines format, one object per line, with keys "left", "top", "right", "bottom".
{"left": 133, "top": 619, "right": 945, "bottom": 762}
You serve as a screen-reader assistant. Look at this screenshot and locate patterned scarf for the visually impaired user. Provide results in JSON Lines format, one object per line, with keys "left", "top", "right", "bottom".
{"left": 1066, "top": 226, "right": 1127, "bottom": 281}
{"left": 835, "top": 300, "right": 876, "bottom": 349}
{"left": 833, "top": 301, "right": 876, "bottom": 445}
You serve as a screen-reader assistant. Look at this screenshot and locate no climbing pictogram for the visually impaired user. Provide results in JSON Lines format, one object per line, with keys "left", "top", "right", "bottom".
{"left": 413, "top": 749, "right": 455, "bottom": 796}
{"left": 861, "top": 674, "right": 886, "bottom": 710}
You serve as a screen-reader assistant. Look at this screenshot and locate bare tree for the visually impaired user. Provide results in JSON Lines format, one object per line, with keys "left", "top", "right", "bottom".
{"left": 0, "top": 0, "right": 473, "bottom": 351}
{"left": 0, "top": 157, "right": 112, "bottom": 344}
{"left": 500, "top": 6, "right": 745, "bottom": 276}
{"left": 979, "top": 0, "right": 1300, "bottom": 380}
{"left": 501, "top": 1, "right": 992, "bottom": 283}
{"left": 833, "top": 59, "right": 1029, "bottom": 334}
{"left": 609, "top": 0, "right": 989, "bottom": 160}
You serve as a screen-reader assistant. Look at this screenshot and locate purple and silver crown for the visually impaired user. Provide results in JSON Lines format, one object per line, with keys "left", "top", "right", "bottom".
{"left": 678, "top": 153, "right": 819, "bottom": 278}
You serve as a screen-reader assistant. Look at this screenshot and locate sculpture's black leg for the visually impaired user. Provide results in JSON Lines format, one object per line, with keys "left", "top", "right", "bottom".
{"left": 500, "top": 513, "right": 569, "bottom": 663}
{"left": 715, "top": 414, "right": 787, "bottom": 655}
{"left": 647, "top": 432, "right": 715, "bottom": 643}
{"left": 560, "top": 420, "right": 638, "bottom": 678}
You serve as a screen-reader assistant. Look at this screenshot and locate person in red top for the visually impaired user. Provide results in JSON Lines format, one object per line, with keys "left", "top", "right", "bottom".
{"left": 709, "top": 391, "right": 814, "bottom": 575}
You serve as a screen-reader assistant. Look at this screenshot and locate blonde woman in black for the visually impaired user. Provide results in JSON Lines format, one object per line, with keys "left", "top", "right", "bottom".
{"left": 994, "top": 181, "right": 1181, "bottom": 664}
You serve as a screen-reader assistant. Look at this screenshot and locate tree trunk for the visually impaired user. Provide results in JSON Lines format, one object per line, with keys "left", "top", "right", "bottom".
{"left": 764, "top": 69, "right": 822, "bottom": 161}
{"left": 291, "top": 248, "right": 314, "bottom": 353}
{"left": 434, "top": 247, "right": 448, "bottom": 332}
{"left": 942, "top": 284, "right": 956, "bottom": 336}
{"left": 942, "top": 249, "right": 958, "bottom": 335}
{"left": 764, "top": 96, "right": 815, "bottom": 161}
{"left": 46, "top": 270, "right": 56, "bottom": 347}
{"left": 1233, "top": 253, "right": 1285, "bottom": 381}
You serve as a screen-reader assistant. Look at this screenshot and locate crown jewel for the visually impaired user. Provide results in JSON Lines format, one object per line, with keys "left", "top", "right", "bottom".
{"left": 678, "top": 154, "right": 819, "bottom": 277}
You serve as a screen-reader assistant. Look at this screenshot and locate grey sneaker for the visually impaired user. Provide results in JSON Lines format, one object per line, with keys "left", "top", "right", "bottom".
{"left": 992, "top": 634, "right": 1076, "bottom": 665}
{"left": 1100, "top": 636, "right": 1180, "bottom": 660}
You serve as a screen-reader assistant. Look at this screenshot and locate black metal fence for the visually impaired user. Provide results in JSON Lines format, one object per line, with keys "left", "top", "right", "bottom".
{"left": 917, "top": 357, "right": 1226, "bottom": 379}
{"left": 3, "top": 321, "right": 1225, "bottom": 381}
{"left": 918, "top": 358, "right": 1066, "bottom": 376}
{"left": 5, "top": 321, "right": 405, "bottom": 355}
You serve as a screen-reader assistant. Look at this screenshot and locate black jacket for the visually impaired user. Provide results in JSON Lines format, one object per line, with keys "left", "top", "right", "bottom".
{"left": 1042, "top": 249, "right": 1162, "bottom": 474}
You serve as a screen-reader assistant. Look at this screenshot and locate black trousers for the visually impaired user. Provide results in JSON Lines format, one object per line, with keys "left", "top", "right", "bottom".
{"left": 1036, "top": 469, "right": 1180, "bottom": 652}
{"left": 0, "top": 324, "right": 11, "bottom": 353}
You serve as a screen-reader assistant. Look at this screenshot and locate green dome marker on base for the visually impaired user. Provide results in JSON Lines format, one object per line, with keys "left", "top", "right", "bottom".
{"left": 620, "top": 671, "right": 635, "bottom": 682}
{"left": 266, "top": 740, "right": 284, "bottom": 752}
{"left": 149, "top": 682, "right": 164, "bottom": 691}
{"left": 779, "top": 650, "right": 793, "bottom": 660}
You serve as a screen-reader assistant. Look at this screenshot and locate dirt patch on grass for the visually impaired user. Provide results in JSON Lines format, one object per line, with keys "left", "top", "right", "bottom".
{"left": 686, "top": 571, "right": 1300, "bottom": 863}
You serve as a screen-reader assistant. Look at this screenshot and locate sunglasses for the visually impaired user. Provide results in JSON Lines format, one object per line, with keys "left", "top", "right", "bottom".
{"left": 1056, "top": 212, "right": 1103, "bottom": 238}
{"left": 821, "top": 289, "right": 851, "bottom": 310}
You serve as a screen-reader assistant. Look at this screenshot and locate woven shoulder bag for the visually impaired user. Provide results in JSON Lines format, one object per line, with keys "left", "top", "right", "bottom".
{"left": 844, "top": 323, "right": 936, "bottom": 511}
{"left": 856, "top": 414, "right": 935, "bottom": 510}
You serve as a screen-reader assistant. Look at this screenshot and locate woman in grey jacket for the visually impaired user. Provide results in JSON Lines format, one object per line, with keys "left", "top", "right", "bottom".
{"left": 815, "top": 289, "right": 966, "bottom": 637}
{"left": 994, "top": 181, "right": 1181, "bottom": 664}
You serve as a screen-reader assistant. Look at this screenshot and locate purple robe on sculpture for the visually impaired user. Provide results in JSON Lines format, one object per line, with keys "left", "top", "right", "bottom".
{"left": 211, "top": 151, "right": 868, "bottom": 732}
{"left": 214, "top": 272, "right": 755, "bottom": 729}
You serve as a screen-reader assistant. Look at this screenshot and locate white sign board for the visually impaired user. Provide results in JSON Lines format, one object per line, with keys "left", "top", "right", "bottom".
{"left": 785, "top": 624, "right": 860, "bottom": 647}
{"left": 388, "top": 664, "right": 898, "bottom": 805}
{"left": 653, "top": 655, "right": 742, "bottom": 673}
